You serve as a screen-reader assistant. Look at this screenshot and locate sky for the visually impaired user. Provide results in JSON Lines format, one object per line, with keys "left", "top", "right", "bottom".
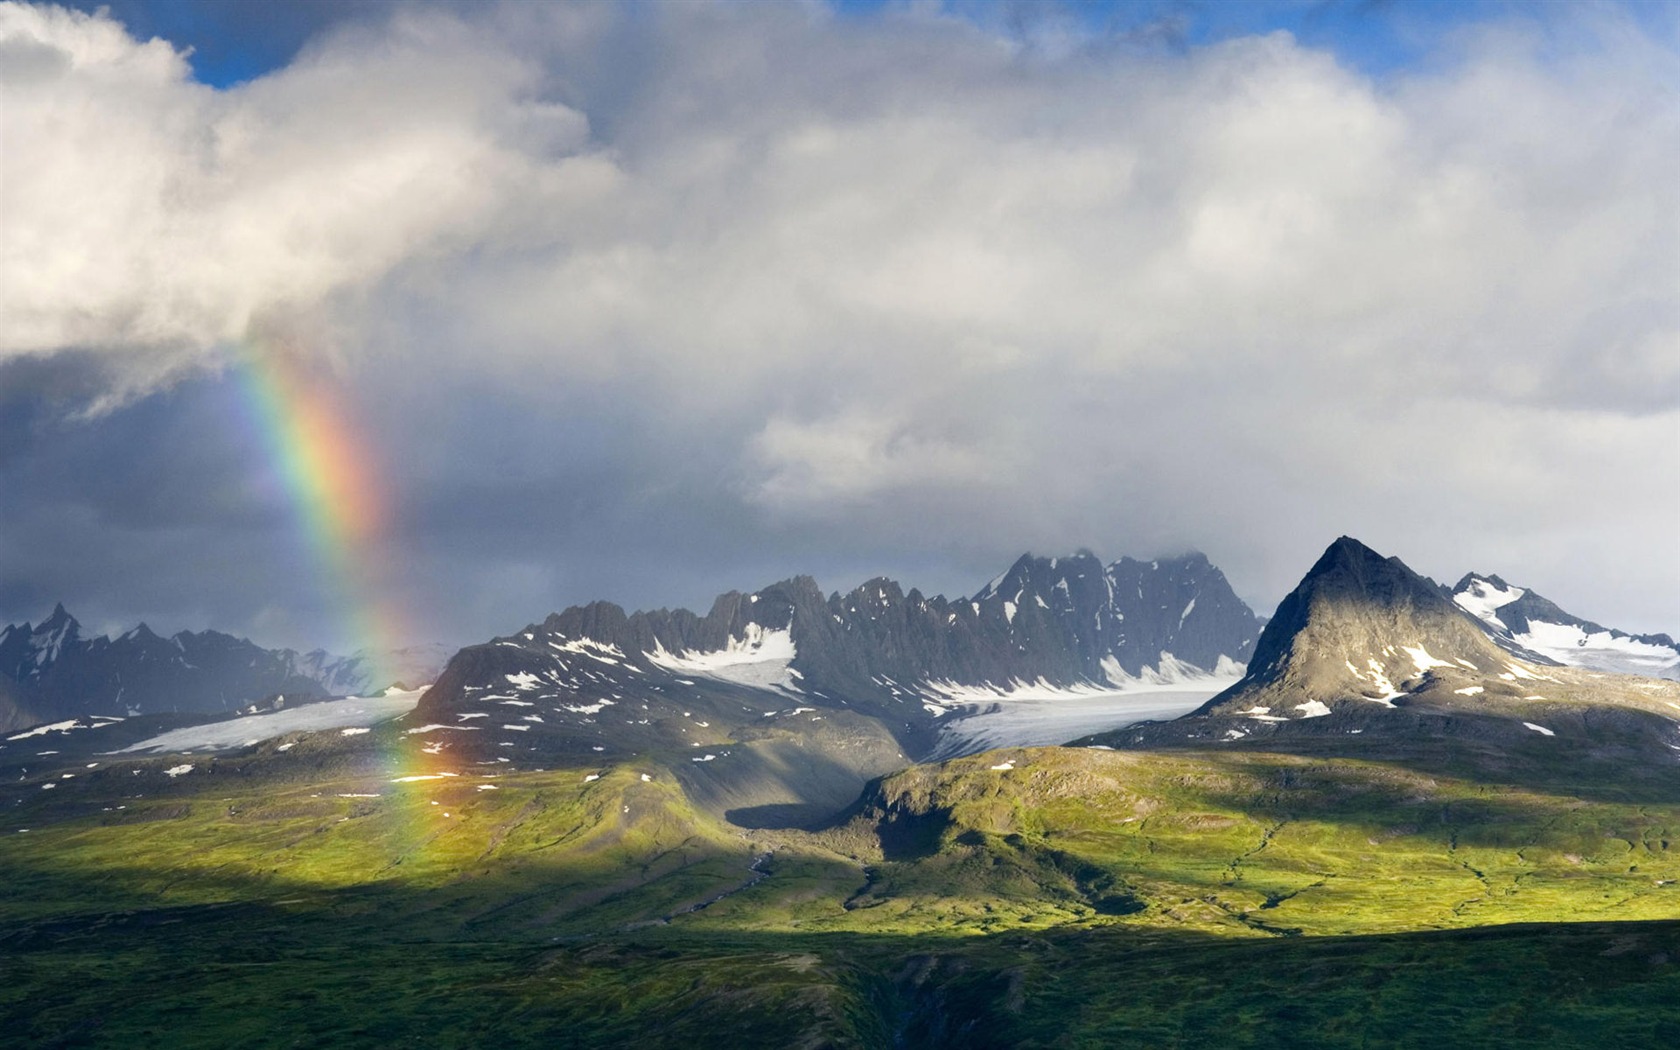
{"left": 1, "top": 0, "right": 1676, "bottom": 655}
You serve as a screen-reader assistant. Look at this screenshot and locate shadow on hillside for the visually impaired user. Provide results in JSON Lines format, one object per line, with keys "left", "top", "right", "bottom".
{"left": 7, "top": 845, "right": 1680, "bottom": 1050}
{"left": 10, "top": 729, "right": 1680, "bottom": 1047}
{"left": 1104, "top": 704, "right": 1680, "bottom": 808}
{"left": 723, "top": 800, "right": 837, "bottom": 829}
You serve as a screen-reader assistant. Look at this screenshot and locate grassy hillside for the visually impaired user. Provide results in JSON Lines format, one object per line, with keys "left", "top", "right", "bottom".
{"left": 5, "top": 745, "right": 1680, "bottom": 1046}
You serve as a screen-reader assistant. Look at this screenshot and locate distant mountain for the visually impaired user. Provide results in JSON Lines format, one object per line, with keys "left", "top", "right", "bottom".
{"left": 411, "top": 549, "right": 1261, "bottom": 821}
{"left": 0, "top": 606, "right": 449, "bottom": 725}
{"left": 1100, "top": 538, "right": 1680, "bottom": 777}
{"left": 1451, "top": 573, "right": 1679, "bottom": 680}
{"left": 291, "top": 643, "right": 457, "bottom": 696}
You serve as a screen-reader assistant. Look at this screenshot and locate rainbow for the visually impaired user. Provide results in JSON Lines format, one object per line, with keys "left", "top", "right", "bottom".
{"left": 233, "top": 340, "right": 411, "bottom": 691}
{"left": 234, "top": 339, "right": 470, "bottom": 806}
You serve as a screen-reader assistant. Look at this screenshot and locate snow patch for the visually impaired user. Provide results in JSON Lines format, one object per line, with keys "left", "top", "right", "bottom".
{"left": 1522, "top": 722, "right": 1555, "bottom": 737}
{"left": 1294, "top": 700, "right": 1332, "bottom": 718}
{"left": 7, "top": 720, "right": 87, "bottom": 740}
{"left": 163, "top": 764, "right": 193, "bottom": 777}
{"left": 648, "top": 624, "right": 801, "bottom": 693}
{"left": 1453, "top": 686, "right": 1485, "bottom": 696}
{"left": 560, "top": 700, "right": 613, "bottom": 715}
{"left": 1402, "top": 646, "right": 1453, "bottom": 674}
{"left": 548, "top": 637, "right": 626, "bottom": 664}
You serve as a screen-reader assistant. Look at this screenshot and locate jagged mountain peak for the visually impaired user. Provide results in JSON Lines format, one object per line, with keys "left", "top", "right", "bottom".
{"left": 36, "top": 602, "right": 80, "bottom": 636}
{"left": 978, "top": 552, "right": 1086, "bottom": 601}
{"left": 420, "top": 547, "right": 1263, "bottom": 768}
{"left": 1454, "top": 570, "right": 1514, "bottom": 593}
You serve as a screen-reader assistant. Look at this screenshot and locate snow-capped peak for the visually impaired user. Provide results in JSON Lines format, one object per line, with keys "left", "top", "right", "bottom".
{"left": 1452, "top": 574, "right": 1525, "bottom": 631}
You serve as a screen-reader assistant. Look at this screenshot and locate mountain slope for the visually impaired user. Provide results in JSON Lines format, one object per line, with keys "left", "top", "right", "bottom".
{"left": 1099, "top": 538, "right": 1680, "bottom": 776}
{"left": 1452, "top": 573, "right": 1679, "bottom": 680}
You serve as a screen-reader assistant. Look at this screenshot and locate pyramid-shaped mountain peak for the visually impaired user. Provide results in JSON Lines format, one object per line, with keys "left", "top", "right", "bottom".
{"left": 1201, "top": 537, "right": 1509, "bottom": 719}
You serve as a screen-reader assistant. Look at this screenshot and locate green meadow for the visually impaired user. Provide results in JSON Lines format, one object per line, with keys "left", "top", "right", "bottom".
{"left": 5, "top": 748, "right": 1680, "bottom": 1047}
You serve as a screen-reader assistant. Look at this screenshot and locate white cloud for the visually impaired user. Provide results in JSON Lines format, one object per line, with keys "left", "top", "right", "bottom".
{"left": 1, "top": 1, "right": 1676, "bottom": 632}
{"left": 0, "top": 2, "right": 582, "bottom": 386}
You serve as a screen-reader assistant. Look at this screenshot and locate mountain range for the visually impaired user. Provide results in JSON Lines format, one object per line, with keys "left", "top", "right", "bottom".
{"left": 409, "top": 550, "right": 1261, "bottom": 824}
{"left": 0, "top": 605, "right": 449, "bottom": 732}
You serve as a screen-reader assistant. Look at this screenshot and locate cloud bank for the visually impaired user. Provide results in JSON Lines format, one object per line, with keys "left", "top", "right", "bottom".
{"left": 1, "top": 1, "right": 1675, "bottom": 642}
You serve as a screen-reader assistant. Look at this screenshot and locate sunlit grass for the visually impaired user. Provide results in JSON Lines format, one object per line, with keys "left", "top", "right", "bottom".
{"left": 6, "top": 746, "right": 1680, "bottom": 1045}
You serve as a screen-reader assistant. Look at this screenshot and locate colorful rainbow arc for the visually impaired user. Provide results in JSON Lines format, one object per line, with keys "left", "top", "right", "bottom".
{"left": 234, "top": 340, "right": 468, "bottom": 803}
{"left": 233, "top": 341, "right": 411, "bottom": 693}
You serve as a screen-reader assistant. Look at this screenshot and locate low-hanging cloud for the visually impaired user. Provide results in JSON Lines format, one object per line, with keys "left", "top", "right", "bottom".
{"left": 1, "top": 0, "right": 1676, "bottom": 640}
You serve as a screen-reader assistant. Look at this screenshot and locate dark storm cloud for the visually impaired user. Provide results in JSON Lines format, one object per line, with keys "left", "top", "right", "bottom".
{"left": 0, "top": 361, "right": 319, "bottom": 640}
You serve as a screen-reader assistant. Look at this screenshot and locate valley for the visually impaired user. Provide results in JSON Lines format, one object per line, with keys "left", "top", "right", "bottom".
{"left": 3, "top": 538, "right": 1678, "bottom": 1047}
{"left": 6, "top": 745, "right": 1680, "bottom": 1047}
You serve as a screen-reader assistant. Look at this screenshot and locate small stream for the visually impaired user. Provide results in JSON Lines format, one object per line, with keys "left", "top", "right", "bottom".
{"left": 670, "top": 851, "right": 773, "bottom": 919}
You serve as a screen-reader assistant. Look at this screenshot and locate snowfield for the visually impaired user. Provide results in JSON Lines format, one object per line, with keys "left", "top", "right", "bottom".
{"left": 118, "top": 688, "right": 427, "bottom": 754}
{"left": 1513, "top": 621, "right": 1680, "bottom": 680}
{"left": 931, "top": 684, "right": 1232, "bottom": 759}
